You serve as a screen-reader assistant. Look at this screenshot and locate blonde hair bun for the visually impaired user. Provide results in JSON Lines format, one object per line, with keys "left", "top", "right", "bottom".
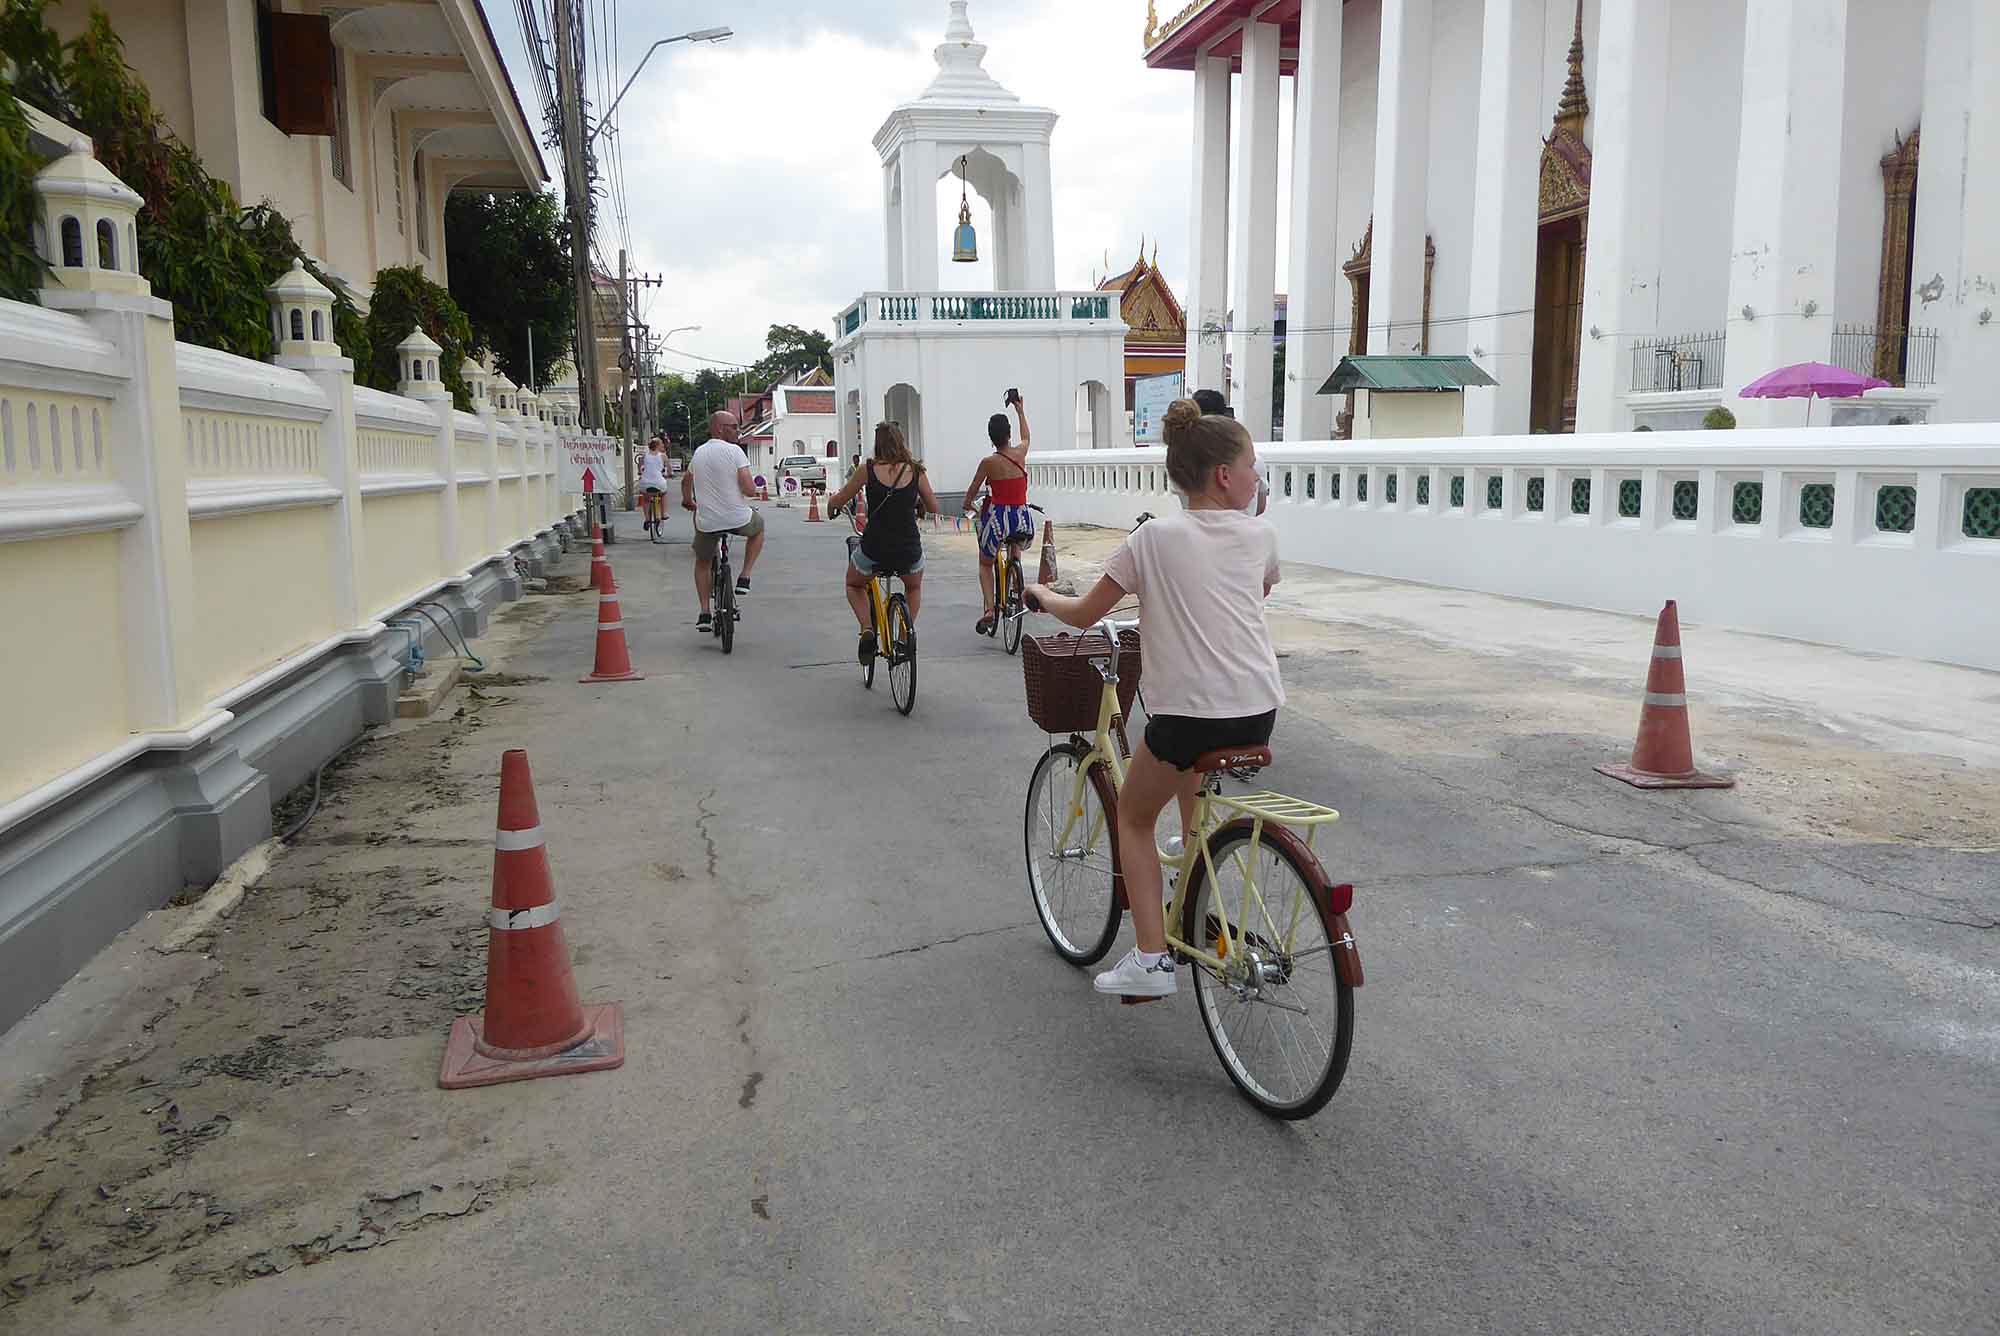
{"left": 1162, "top": 398, "right": 1203, "bottom": 443}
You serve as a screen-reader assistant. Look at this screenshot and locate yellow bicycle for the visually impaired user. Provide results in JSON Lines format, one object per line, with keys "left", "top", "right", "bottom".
{"left": 1020, "top": 617, "right": 1362, "bottom": 1118}
{"left": 835, "top": 503, "right": 916, "bottom": 715}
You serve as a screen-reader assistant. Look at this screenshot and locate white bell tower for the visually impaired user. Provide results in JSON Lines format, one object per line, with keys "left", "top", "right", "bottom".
{"left": 876, "top": 2, "right": 1058, "bottom": 291}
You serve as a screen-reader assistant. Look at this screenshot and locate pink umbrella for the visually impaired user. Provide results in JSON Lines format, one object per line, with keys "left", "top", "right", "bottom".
{"left": 1739, "top": 361, "right": 1889, "bottom": 426}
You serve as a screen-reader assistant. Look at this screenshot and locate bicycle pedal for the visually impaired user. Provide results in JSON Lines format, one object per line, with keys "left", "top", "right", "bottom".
{"left": 1118, "top": 994, "right": 1167, "bottom": 1007}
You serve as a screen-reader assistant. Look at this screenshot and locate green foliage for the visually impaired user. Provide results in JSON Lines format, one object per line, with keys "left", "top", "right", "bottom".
{"left": 1701, "top": 406, "right": 1738, "bottom": 430}
{"left": 2, "top": 4, "right": 364, "bottom": 361}
{"left": 655, "top": 368, "right": 737, "bottom": 447}
{"left": 0, "top": 81, "right": 48, "bottom": 302}
{"left": 750, "top": 323, "right": 830, "bottom": 387}
{"left": 361, "top": 266, "right": 473, "bottom": 410}
{"left": 444, "top": 190, "right": 573, "bottom": 392}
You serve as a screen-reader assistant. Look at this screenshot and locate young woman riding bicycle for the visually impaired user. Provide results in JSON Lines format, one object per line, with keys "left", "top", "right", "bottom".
{"left": 1026, "top": 398, "right": 1281, "bottom": 999}
{"left": 824, "top": 421, "right": 941, "bottom": 663}
{"left": 964, "top": 393, "right": 1034, "bottom": 636}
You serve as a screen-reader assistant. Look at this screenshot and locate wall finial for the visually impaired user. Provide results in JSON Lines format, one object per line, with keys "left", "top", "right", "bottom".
{"left": 1555, "top": 0, "right": 1589, "bottom": 128}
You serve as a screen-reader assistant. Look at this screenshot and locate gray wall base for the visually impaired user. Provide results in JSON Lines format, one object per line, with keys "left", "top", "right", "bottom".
{"left": 0, "top": 556, "right": 535, "bottom": 1035}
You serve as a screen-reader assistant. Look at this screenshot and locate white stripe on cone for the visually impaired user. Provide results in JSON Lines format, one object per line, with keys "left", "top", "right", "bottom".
{"left": 494, "top": 825, "right": 545, "bottom": 852}
{"left": 1643, "top": 692, "right": 1688, "bottom": 707}
{"left": 1652, "top": 646, "right": 1683, "bottom": 659}
{"left": 488, "top": 903, "right": 559, "bottom": 931}
{"left": 598, "top": 620, "right": 624, "bottom": 631}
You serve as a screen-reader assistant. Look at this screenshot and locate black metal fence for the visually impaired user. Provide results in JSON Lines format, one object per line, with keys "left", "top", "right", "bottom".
{"left": 1829, "top": 323, "right": 1938, "bottom": 387}
{"left": 1630, "top": 331, "right": 1726, "bottom": 392}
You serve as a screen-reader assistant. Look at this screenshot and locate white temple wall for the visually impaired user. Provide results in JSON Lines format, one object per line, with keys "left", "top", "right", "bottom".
{"left": 1333, "top": 0, "right": 1382, "bottom": 304}
{"left": 1833, "top": 1, "right": 1925, "bottom": 330}
{"left": 1657, "top": 0, "right": 1747, "bottom": 343}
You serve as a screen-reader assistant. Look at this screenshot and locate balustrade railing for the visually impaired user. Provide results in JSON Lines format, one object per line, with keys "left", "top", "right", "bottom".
{"left": 1830, "top": 323, "right": 1938, "bottom": 388}
{"left": 834, "top": 290, "right": 1125, "bottom": 337}
{"left": 1630, "top": 331, "right": 1726, "bottom": 392}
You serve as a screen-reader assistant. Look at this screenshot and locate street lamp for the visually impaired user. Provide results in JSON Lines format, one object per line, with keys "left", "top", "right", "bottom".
{"left": 589, "top": 28, "right": 733, "bottom": 145}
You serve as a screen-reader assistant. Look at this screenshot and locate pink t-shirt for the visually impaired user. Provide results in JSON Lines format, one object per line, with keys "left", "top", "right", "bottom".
{"left": 1103, "top": 509, "right": 1284, "bottom": 719}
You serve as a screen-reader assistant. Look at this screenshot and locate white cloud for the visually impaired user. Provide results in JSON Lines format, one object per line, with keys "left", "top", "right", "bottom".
{"left": 495, "top": 3, "right": 1201, "bottom": 368}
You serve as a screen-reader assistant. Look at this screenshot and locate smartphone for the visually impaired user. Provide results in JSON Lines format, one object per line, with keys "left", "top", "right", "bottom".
{"left": 1004, "top": 388, "right": 1019, "bottom": 407}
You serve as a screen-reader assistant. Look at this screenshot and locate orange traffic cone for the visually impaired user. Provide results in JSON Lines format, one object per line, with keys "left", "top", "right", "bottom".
{"left": 1038, "top": 520, "right": 1059, "bottom": 586}
{"left": 580, "top": 567, "right": 644, "bottom": 683}
{"left": 589, "top": 519, "right": 611, "bottom": 593}
{"left": 758, "top": 481, "right": 769, "bottom": 501}
{"left": 1597, "top": 600, "right": 1734, "bottom": 790}
{"left": 439, "top": 750, "right": 624, "bottom": 1089}
{"left": 805, "top": 491, "right": 822, "bottom": 523}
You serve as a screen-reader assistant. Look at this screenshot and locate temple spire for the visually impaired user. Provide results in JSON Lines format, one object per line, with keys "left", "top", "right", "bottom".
{"left": 1554, "top": 0, "right": 1589, "bottom": 129}
{"left": 920, "top": 2, "right": 1020, "bottom": 104}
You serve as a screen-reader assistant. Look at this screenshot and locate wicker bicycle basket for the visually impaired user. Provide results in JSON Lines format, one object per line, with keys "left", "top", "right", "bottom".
{"left": 1023, "top": 629, "right": 1142, "bottom": 734}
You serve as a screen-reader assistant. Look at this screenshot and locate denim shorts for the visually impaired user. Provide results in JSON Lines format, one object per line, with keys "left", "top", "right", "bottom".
{"left": 850, "top": 542, "right": 923, "bottom": 576}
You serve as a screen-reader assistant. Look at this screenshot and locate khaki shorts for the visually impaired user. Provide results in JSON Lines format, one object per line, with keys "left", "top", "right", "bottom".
{"left": 691, "top": 510, "right": 764, "bottom": 561}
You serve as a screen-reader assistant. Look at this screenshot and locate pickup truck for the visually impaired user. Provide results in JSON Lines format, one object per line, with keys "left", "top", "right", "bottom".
{"left": 777, "top": 454, "right": 828, "bottom": 492}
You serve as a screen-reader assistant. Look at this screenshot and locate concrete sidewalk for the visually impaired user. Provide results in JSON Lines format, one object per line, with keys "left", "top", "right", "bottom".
{"left": 1, "top": 507, "right": 1994, "bottom": 1334}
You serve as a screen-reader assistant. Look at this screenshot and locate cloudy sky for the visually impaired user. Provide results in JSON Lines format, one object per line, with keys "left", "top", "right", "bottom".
{"left": 483, "top": 2, "right": 1294, "bottom": 375}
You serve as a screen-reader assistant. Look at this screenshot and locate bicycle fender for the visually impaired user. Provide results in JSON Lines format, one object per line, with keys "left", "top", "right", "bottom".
{"left": 1205, "top": 817, "right": 1361, "bottom": 987}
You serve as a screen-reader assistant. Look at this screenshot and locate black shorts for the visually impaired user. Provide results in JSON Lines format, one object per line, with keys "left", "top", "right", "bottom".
{"left": 1143, "top": 710, "right": 1277, "bottom": 772}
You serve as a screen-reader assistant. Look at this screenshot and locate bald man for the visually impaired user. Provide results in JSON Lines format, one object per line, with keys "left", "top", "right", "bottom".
{"left": 681, "top": 410, "right": 765, "bottom": 631}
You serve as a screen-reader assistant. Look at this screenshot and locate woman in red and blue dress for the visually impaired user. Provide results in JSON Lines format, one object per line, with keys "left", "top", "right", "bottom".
{"left": 964, "top": 393, "right": 1035, "bottom": 635}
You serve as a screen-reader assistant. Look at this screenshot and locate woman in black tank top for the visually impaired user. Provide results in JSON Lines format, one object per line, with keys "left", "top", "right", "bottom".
{"left": 824, "top": 422, "right": 942, "bottom": 660}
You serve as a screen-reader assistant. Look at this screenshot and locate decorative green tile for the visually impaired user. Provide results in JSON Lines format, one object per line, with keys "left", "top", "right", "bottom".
{"left": 1570, "top": 477, "right": 1591, "bottom": 515}
{"left": 1386, "top": 474, "right": 1398, "bottom": 504}
{"left": 1618, "top": 479, "right": 1642, "bottom": 518}
{"left": 1732, "top": 480, "right": 1763, "bottom": 524}
{"left": 1449, "top": 475, "right": 1464, "bottom": 508}
{"left": 1305, "top": 470, "right": 1316, "bottom": 500}
{"left": 1526, "top": 477, "right": 1545, "bottom": 512}
{"left": 1672, "top": 480, "right": 1699, "bottom": 522}
{"left": 1283, "top": 469, "right": 1294, "bottom": 498}
{"left": 1874, "top": 485, "right": 1915, "bottom": 533}
{"left": 1357, "top": 473, "right": 1369, "bottom": 503}
{"left": 1329, "top": 472, "right": 1341, "bottom": 501}
{"left": 1799, "top": 482, "right": 1835, "bottom": 529}
{"left": 1963, "top": 487, "right": 2000, "bottom": 539}
{"left": 1486, "top": 475, "right": 1503, "bottom": 510}
{"left": 1416, "top": 474, "right": 1430, "bottom": 506}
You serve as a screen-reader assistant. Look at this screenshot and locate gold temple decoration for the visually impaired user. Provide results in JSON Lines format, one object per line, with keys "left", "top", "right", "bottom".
{"left": 1342, "top": 219, "right": 1437, "bottom": 356}
{"left": 1874, "top": 128, "right": 1920, "bottom": 384}
{"left": 1538, "top": 0, "right": 1592, "bottom": 224}
{"left": 1146, "top": 0, "right": 1208, "bottom": 51}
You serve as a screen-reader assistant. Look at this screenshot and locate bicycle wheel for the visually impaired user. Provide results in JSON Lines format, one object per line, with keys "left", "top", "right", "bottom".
{"left": 1002, "top": 555, "right": 1025, "bottom": 655}
{"left": 887, "top": 592, "right": 916, "bottom": 716}
{"left": 716, "top": 557, "right": 735, "bottom": 656}
{"left": 861, "top": 611, "right": 876, "bottom": 690}
{"left": 1023, "top": 741, "right": 1121, "bottom": 966}
{"left": 1180, "top": 824, "right": 1353, "bottom": 1118}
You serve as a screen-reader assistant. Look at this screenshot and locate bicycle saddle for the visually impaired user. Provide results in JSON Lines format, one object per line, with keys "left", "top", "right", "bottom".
{"left": 1193, "top": 746, "right": 1272, "bottom": 775}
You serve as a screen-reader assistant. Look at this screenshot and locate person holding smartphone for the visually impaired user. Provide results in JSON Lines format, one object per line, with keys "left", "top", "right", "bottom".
{"left": 961, "top": 390, "right": 1035, "bottom": 635}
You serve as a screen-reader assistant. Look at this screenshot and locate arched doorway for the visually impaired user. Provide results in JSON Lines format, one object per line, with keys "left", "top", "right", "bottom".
{"left": 1077, "top": 379, "right": 1115, "bottom": 449}
{"left": 1530, "top": 5, "right": 1591, "bottom": 435}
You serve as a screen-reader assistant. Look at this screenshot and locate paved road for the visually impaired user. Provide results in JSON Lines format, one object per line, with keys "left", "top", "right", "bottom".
{"left": 23, "top": 506, "right": 1994, "bottom": 1334}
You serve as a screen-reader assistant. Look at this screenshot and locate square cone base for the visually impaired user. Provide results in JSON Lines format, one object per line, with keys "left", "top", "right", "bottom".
{"left": 438, "top": 1002, "right": 624, "bottom": 1090}
{"left": 580, "top": 669, "right": 645, "bottom": 683}
{"left": 1595, "top": 762, "right": 1735, "bottom": 790}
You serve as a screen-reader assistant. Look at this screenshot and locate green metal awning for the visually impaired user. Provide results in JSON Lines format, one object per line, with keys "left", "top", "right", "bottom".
{"left": 1317, "top": 355, "right": 1499, "bottom": 394}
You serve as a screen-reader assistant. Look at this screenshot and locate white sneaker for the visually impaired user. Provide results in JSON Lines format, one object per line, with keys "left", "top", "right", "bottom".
{"left": 1093, "top": 946, "right": 1177, "bottom": 998}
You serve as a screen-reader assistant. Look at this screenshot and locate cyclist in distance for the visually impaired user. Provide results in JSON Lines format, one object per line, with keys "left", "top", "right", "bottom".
{"left": 639, "top": 436, "right": 671, "bottom": 536}
{"left": 824, "top": 421, "right": 942, "bottom": 662}
{"left": 963, "top": 391, "right": 1034, "bottom": 635}
{"left": 680, "top": 410, "right": 764, "bottom": 633}
{"left": 1025, "top": 399, "right": 1283, "bottom": 999}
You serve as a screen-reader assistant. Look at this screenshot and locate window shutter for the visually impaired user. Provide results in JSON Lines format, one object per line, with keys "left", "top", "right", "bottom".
{"left": 270, "top": 13, "right": 337, "bottom": 136}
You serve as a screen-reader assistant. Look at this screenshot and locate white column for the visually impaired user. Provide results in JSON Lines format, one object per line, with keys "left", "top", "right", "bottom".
{"left": 883, "top": 161, "right": 905, "bottom": 288}
{"left": 1283, "top": 0, "right": 1344, "bottom": 442}
{"left": 1230, "top": 18, "right": 1282, "bottom": 440}
{"left": 1575, "top": 0, "right": 1671, "bottom": 432}
{"left": 899, "top": 139, "right": 939, "bottom": 291}
{"left": 1185, "top": 54, "right": 1232, "bottom": 396}
{"left": 1947, "top": 2, "right": 2000, "bottom": 424}
{"left": 1022, "top": 141, "right": 1057, "bottom": 289}
{"left": 1002, "top": 175, "right": 1030, "bottom": 291}
{"left": 1369, "top": 0, "right": 1433, "bottom": 355}
{"left": 1720, "top": 0, "right": 1849, "bottom": 426}
{"left": 1462, "top": 0, "right": 1546, "bottom": 436}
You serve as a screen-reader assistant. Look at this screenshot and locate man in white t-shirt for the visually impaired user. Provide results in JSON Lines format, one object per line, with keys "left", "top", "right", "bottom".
{"left": 680, "top": 411, "right": 765, "bottom": 632}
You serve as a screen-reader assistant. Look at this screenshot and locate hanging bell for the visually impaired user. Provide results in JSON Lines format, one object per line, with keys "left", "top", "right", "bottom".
{"left": 951, "top": 197, "right": 978, "bottom": 264}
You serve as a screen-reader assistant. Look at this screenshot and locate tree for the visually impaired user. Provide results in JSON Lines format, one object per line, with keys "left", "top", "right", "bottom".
{"left": 361, "top": 266, "right": 475, "bottom": 410}
{"left": 751, "top": 323, "right": 831, "bottom": 387}
{"left": 655, "top": 368, "right": 738, "bottom": 448}
{"left": 444, "top": 190, "right": 574, "bottom": 392}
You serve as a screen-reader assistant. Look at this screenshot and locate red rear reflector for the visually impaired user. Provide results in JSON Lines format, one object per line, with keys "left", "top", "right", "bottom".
{"left": 1328, "top": 883, "right": 1354, "bottom": 914}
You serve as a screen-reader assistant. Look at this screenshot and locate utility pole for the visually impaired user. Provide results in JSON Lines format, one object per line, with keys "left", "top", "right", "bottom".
{"left": 553, "top": 0, "right": 600, "bottom": 432}
{"left": 619, "top": 247, "right": 635, "bottom": 508}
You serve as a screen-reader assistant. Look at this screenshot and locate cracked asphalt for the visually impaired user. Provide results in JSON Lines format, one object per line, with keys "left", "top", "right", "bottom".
{"left": 2, "top": 505, "right": 1995, "bottom": 1334}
